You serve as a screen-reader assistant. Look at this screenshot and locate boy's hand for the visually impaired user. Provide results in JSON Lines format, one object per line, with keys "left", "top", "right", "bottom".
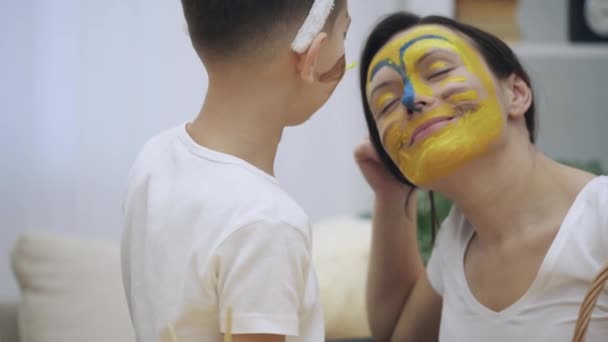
{"left": 354, "top": 138, "right": 413, "bottom": 202}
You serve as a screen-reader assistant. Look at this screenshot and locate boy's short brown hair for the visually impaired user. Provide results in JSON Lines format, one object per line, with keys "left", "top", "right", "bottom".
{"left": 181, "top": 0, "right": 345, "bottom": 61}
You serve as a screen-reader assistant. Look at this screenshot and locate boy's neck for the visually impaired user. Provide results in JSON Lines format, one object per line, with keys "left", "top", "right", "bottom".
{"left": 187, "top": 75, "right": 293, "bottom": 177}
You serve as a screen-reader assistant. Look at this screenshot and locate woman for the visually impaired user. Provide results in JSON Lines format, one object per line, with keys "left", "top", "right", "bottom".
{"left": 355, "top": 12, "right": 608, "bottom": 341}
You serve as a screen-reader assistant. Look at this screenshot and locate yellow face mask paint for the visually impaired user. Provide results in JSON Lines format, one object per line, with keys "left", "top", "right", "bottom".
{"left": 376, "top": 92, "right": 397, "bottom": 111}
{"left": 440, "top": 76, "right": 467, "bottom": 87}
{"left": 429, "top": 61, "right": 448, "bottom": 73}
{"left": 448, "top": 90, "right": 478, "bottom": 102}
{"left": 366, "top": 25, "right": 505, "bottom": 186}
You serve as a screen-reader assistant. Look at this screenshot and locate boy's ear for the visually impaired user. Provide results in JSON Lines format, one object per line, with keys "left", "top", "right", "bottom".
{"left": 296, "top": 32, "right": 328, "bottom": 83}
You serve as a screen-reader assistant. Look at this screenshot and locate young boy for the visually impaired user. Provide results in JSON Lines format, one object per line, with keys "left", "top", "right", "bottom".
{"left": 121, "top": 1, "right": 351, "bottom": 341}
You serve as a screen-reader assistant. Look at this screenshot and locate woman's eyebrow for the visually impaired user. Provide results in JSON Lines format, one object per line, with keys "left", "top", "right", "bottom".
{"left": 416, "top": 48, "right": 458, "bottom": 66}
{"left": 417, "top": 50, "right": 440, "bottom": 65}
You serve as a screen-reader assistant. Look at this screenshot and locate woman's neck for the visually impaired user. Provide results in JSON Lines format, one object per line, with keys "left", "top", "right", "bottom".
{"left": 435, "top": 139, "right": 572, "bottom": 247}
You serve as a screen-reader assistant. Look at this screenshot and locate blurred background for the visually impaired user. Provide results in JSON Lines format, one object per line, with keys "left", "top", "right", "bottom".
{"left": 1, "top": 0, "right": 607, "bottom": 314}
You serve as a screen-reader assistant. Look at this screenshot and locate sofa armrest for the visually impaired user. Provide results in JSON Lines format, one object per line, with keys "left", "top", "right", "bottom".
{"left": 0, "top": 300, "right": 20, "bottom": 342}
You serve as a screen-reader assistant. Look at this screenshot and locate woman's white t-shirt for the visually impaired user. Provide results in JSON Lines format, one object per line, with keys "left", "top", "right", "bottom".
{"left": 427, "top": 176, "right": 608, "bottom": 341}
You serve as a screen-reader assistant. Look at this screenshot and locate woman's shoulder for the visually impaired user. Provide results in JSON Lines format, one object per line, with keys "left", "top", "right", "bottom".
{"left": 571, "top": 175, "right": 608, "bottom": 261}
{"left": 560, "top": 161, "right": 605, "bottom": 197}
{"left": 557, "top": 162, "right": 606, "bottom": 210}
{"left": 587, "top": 176, "right": 608, "bottom": 226}
{"left": 591, "top": 175, "right": 608, "bottom": 193}
{"left": 572, "top": 175, "right": 608, "bottom": 245}
{"left": 577, "top": 175, "right": 608, "bottom": 208}
{"left": 591, "top": 174, "right": 608, "bottom": 191}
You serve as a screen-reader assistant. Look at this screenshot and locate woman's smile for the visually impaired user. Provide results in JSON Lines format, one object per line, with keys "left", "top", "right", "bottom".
{"left": 408, "top": 116, "right": 457, "bottom": 147}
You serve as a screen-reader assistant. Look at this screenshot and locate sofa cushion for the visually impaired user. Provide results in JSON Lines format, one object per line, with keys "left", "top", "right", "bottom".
{"left": 0, "top": 300, "right": 20, "bottom": 342}
{"left": 313, "top": 217, "right": 372, "bottom": 340}
{"left": 11, "top": 232, "right": 135, "bottom": 342}
{"left": 10, "top": 218, "right": 373, "bottom": 342}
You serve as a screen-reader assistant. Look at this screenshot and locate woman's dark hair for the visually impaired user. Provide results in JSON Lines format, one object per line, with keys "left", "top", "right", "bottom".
{"left": 359, "top": 12, "right": 537, "bottom": 236}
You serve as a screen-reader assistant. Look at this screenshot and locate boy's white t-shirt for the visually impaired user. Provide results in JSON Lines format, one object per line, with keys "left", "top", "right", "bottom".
{"left": 121, "top": 125, "right": 324, "bottom": 342}
{"left": 427, "top": 176, "right": 608, "bottom": 341}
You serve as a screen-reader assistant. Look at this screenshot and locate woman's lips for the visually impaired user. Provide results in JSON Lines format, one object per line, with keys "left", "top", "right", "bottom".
{"left": 409, "top": 116, "right": 456, "bottom": 146}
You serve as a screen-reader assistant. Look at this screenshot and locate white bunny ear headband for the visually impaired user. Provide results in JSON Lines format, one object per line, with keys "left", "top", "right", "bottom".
{"left": 291, "top": 0, "right": 335, "bottom": 53}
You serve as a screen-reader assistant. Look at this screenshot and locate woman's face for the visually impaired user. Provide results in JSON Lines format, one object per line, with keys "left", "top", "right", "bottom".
{"left": 366, "top": 24, "right": 507, "bottom": 186}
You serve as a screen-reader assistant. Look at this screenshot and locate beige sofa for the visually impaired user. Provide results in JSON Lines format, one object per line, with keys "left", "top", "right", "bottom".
{"left": 0, "top": 301, "right": 19, "bottom": 342}
{"left": 2, "top": 218, "right": 372, "bottom": 342}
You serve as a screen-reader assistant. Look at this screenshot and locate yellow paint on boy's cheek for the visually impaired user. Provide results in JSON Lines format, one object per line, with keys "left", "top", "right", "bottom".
{"left": 367, "top": 25, "right": 506, "bottom": 185}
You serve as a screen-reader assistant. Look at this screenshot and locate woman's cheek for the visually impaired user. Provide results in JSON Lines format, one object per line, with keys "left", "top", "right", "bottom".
{"left": 378, "top": 112, "right": 406, "bottom": 162}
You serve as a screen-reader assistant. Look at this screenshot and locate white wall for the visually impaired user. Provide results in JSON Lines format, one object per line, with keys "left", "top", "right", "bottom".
{"left": 516, "top": 0, "right": 608, "bottom": 166}
{"left": 513, "top": 45, "right": 608, "bottom": 168}
{"left": 1, "top": 0, "right": 31, "bottom": 301}
{"left": 0, "top": 0, "right": 401, "bottom": 299}
{"left": 3, "top": 0, "right": 607, "bottom": 301}
{"left": 404, "top": 0, "right": 454, "bottom": 17}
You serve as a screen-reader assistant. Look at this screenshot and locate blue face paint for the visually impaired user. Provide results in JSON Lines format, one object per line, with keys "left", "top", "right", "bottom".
{"left": 369, "top": 60, "right": 403, "bottom": 83}
{"left": 399, "top": 35, "right": 449, "bottom": 113}
{"left": 398, "top": 35, "right": 449, "bottom": 62}
{"left": 402, "top": 81, "right": 416, "bottom": 112}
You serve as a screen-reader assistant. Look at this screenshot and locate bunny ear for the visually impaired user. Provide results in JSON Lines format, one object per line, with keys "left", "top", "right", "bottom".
{"left": 291, "top": 0, "right": 335, "bottom": 53}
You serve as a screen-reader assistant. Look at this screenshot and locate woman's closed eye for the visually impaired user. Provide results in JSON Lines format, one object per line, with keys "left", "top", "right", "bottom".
{"left": 375, "top": 92, "right": 400, "bottom": 117}
{"left": 427, "top": 67, "right": 454, "bottom": 80}
{"left": 380, "top": 98, "right": 400, "bottom": 116}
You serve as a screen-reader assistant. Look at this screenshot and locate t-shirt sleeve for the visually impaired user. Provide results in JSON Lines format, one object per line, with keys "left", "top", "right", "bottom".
{"left": 213, "top": 221, "right": 311, "bottom": 336}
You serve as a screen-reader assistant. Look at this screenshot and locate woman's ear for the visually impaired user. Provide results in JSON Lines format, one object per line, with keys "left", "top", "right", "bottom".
{"left": 505, "top": 73, "right": 532, "bottom": 120}
{"left": 296, "top": 32, "right": 328, "bottom": 83}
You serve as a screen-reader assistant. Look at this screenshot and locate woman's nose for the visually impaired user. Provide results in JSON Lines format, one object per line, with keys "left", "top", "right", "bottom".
{"left": 402, "top": 81, "right": 433, "bottom": 116}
